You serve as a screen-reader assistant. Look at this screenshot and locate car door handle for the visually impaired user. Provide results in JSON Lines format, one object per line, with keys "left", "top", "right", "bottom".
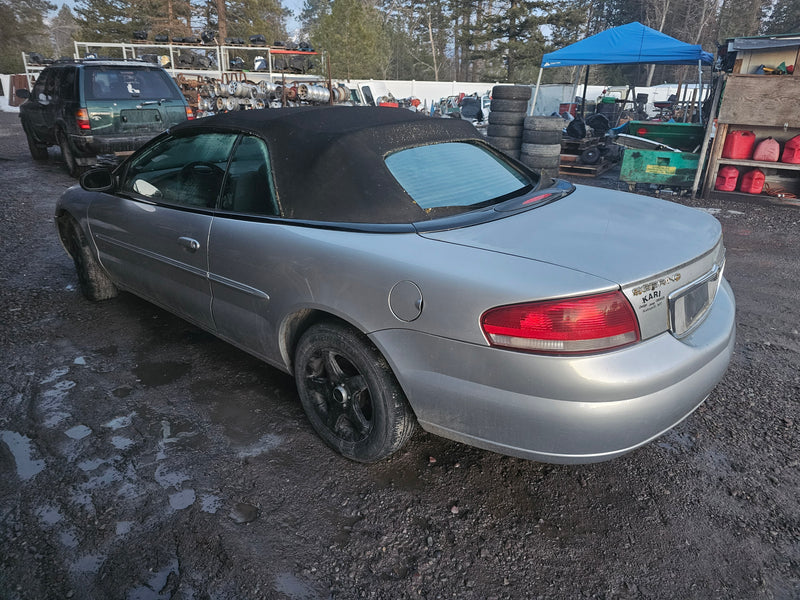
{"left": 177, "top": 236, "right": 200, "bottom": 252}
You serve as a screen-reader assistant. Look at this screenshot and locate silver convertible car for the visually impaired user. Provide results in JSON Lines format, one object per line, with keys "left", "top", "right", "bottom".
{"left": 56, "top": 106, "right": 735, "bottom": 463}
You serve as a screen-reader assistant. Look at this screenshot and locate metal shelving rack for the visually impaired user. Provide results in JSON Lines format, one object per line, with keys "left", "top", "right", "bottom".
{"left": 71, "top": 40, "right": 321, "bottom": 84}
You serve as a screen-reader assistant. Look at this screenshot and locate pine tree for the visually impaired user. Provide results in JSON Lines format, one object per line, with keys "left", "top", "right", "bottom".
{"left": 52, "top": 4, "right": 79, "bottom": 59}
{"left": 761, "top": 0, "right": 800, "bottom": 34}
{"left": 311, "top": 0, "right": 389, "bottom": 79}
{"left": 0, "top": 0, "right": 55, "bottom": 71}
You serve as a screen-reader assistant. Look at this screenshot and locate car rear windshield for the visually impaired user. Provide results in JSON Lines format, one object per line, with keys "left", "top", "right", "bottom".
{"left": 84, "top": 66, "right": 183, "bottom": 101}
{"left": 385, "top": 142, "right": 531, "bottom": 211}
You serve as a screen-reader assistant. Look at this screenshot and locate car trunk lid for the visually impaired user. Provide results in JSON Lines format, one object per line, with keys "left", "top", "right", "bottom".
{"left": 82, "top": 65, "right": 187, "bottom": 135}
{"left": 84, "top": 100, "right": 185, "bottom": 135}
{"left": 420, "top": 185, "right": 725, "bottom": 339}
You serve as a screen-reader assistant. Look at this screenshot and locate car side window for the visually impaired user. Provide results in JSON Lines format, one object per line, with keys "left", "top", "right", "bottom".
{"left": 121, "top": 132, "right": 237, "bottom": 208}
{"left": 219, "top": 135, "right": 278, "bottom": 216}
{"left": 32, "top": 69, "right": 54, "bottom": 103}
{"left": 59, "top": 67, "right": 76, "bottom": 101}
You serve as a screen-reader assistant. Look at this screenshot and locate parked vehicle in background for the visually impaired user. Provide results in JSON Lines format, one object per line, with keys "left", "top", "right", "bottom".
{"left": 18, "top": 59, "right": 192, "bottom": 176}
{"left": 458, "top": 95, "right": 484, "bottom": 123}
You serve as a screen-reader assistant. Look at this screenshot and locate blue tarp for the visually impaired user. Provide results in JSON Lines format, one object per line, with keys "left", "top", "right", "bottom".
{"left": 541, "top": 22, "right": 714, "bottom": 67}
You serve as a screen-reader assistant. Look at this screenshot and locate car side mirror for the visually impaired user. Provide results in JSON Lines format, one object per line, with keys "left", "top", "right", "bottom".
{"left": 15, "top": 89, "right": 31, "bottom": 100}
{"left": 80, "top": 167, "right": 115, "bottom": 192}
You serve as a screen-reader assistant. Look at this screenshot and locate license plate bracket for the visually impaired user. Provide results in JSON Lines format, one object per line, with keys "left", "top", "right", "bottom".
{"left": 669, "top": 265, "right": 721, "bottom": 337}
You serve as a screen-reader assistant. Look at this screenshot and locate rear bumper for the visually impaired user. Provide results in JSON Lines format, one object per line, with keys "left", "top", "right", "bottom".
{"left": 370, "top": 278, "right": 736, "bottom": 463}
{"left": 69, "top": 132, "right": 158, "bottom": 159}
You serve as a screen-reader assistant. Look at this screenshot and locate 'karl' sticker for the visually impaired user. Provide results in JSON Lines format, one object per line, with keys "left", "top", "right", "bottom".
{"left": 638, "top": 289, "right": 664, "bottom": 313}
{"left": 632, "top": 272, "right": 681, "bottom": 314}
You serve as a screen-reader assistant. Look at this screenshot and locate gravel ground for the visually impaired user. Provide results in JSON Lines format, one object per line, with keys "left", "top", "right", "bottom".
{"left": 0, "top": 111, "right": 798, "bottom": 600}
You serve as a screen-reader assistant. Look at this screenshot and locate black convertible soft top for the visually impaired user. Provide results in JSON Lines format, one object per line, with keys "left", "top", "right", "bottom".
{"left": 171, "top": 106, "right": 492, "bottom": 223}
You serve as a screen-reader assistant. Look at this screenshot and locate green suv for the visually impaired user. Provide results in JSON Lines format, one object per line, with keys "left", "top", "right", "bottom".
{"left": 18, "top": 59, "right": 192, "bottom": 176}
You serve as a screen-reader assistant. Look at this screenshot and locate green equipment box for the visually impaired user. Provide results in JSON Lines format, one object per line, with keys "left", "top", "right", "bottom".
{"left": 623, "top": 121, "right": 705, "bottom": 152}
{"left": 619, "top": 149, "right": 700, "bottom": 188}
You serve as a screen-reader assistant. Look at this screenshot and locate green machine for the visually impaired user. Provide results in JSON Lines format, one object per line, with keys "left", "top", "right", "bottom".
{"left": 620, "top": 149, "right": 700, "bottom": 189}
{"left": 617, "top": 121, "right": 704, "bottom": 189}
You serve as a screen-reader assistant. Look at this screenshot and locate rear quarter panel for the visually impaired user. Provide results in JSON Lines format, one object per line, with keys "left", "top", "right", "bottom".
{"left": 207, "top": 219, "right": 618, "bottom": 369}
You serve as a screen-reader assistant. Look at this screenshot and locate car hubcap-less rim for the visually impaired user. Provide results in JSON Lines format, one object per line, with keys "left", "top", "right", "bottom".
{"left": 304, "top": 349, "right": 372, "bottom": 442}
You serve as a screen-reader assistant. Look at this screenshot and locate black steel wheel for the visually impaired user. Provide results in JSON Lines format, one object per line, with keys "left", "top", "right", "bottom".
{"left": 579, "top": 147, "right": 601, "bottom": 165}
{"left": 294, "top": 322, "right": 416, "bottom": 462}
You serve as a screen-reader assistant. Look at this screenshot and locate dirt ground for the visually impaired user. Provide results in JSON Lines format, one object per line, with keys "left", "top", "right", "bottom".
{"left": 0, "top": 110, "right": 798, "bottom": 600}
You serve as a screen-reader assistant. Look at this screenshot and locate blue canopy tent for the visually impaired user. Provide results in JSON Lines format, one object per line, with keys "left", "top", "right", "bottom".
{"left": 531, "top": 22, "right": 714, "bottom": 121}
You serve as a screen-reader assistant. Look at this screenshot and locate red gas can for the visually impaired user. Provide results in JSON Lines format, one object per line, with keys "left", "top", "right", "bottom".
{"left": 715, "top": 166, "right": 739, "bottom": 191}
{"left": 722, "top": 130, "right": 756, "bottom": 159}
{"left": 781, "top": 134, "right": 800, "bottom": 164}
{"left": 739, "top": 168, "right": 765, "bottom": 194}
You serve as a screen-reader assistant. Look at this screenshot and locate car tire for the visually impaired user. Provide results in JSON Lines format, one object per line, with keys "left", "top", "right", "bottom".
{"left": 57, "top": 130, "right": 84, "bottom": 178}
{"left": 522, "top": 129, "right": 562, "bottom": 145}
{"left": 67, "top": 219, "right": 118, "bottom": 301}
{"left": 524, "top": 116, "right": 566, "bottom": 132}
{"left": 491, "top": 85, "right": 532, "bottom": 101}
{"left": 486, "top": 135, "right": 521, "bottom": 151}
{"left": 488, "top": 111, "right": 526, "bottom": 126}
{"left": 520, "top": 143, "right": 561, "bottom": 157}
{"left": 520, "top": 152, "right": 561, "bottom": 169}
{"left": 580, "top": 147, "right": 601, "bottom": 165}
{"left": 487, "top": 124, "right": 524, "bottom": 138}
{"left": 294, "top": 321, "right": 417, "bottom": 462}
{"left": 490, "top": 99, "right": 529, "bottom": 113}
{"left": 23, "top": 125, "right": 48, "bottom": 161}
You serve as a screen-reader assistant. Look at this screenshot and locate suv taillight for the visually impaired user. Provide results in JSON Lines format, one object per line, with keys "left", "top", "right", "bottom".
{"left": 481, "top": 291, "right": 640, "bottom": 354}
{"left": 185, "top": 106, "right": 195, "bottom": 120}
{"left": 76, "top": 109, "right": 91, "bottom": 130}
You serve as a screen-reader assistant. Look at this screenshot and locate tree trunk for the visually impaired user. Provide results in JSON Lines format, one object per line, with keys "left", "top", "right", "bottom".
{"left": 645, "top": 0, "right": 670, "bottom": 87}
{"left": 217, "top": 0, "right": 227, "bottom": 41}
{"left": 427, "top": 10, "right": 439, "bottom": 81}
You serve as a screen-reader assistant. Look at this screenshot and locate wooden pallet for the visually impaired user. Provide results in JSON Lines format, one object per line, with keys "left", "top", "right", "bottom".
{"left": 559, "top": 153, "right": 611, "bottom": 177}
{"left": 561, "top": 136, "right": 603, "bottom": 154}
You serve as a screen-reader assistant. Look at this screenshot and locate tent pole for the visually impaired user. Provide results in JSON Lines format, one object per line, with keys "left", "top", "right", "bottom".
{"left": 529, "top": 68, "right": 543, "bottom": 116}
{"left": 581, "top": 65, "right": 590, "bottom": 119}
{"left": 697, "top": 59, "right": 703, "bottom": 125}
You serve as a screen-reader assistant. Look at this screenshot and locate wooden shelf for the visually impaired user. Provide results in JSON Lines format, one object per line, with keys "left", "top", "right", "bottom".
{"left": 717, "top": 158, "right": 800, "bottom": 171}
{"left": 701, "top": 73, "right": 800, "bottom": 198}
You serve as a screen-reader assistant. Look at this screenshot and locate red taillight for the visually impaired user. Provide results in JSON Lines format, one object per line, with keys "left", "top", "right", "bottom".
{"left": 481, "top": 291, "right": 640, "bottom": 354}
{"left": 76, "top": 108, "right": 91, "bottom": 130}
{"left": 185, "top": 106, "right": 195, "bottom": 120}
{"left": 636, "top": 127, "right": 648, "bottom": 136}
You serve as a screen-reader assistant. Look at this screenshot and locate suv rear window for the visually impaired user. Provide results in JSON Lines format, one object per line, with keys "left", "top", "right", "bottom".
{"left": 84, "top": 66, "right": 182, "bottom": 101}
{"left": 385, "top": 142, "right": 531, "bottom": 210}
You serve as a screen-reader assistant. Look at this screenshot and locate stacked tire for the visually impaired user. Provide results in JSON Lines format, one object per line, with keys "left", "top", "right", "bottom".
{"left": 520, "top": 116, "right": 564, "bottom": 180}
{"left": 486, "top": 85, "right": 531, "bottom": 160}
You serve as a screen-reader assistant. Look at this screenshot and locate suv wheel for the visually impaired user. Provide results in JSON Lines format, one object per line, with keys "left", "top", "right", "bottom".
{"left": 23, "top": 125, "right": 48, "bottom": 161}
{"left": 57, "top": 130, "right": 84, "bottom": 177}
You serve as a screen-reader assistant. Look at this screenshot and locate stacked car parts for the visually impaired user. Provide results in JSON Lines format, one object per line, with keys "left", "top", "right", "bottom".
{"left": 193, "top": 78, "right": 351, "bottom": 115}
